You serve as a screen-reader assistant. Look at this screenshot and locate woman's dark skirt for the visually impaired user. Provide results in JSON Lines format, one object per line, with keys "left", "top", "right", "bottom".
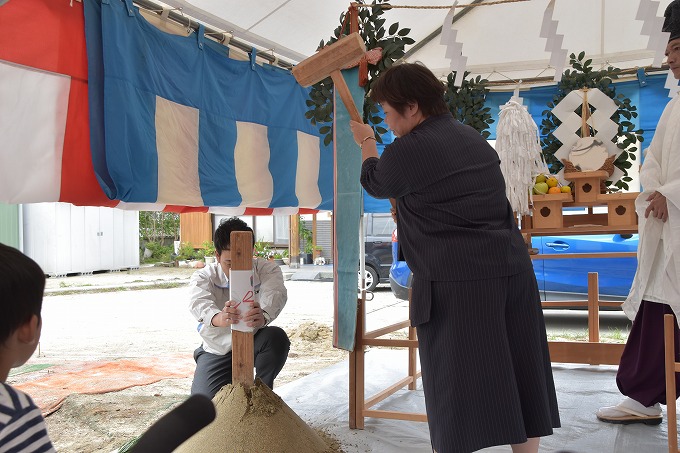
{"left": 413, "top": 269, "right": 560, "bottom": 453}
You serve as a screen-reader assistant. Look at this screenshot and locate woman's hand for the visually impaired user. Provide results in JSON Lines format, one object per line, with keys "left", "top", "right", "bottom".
{"left": 350, "top": 120, "right": 375, "bottom": 146}
{"left": 645, "top": 191, "right": 668, "bottom": 222}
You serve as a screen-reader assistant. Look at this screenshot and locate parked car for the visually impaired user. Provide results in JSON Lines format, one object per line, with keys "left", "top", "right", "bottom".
{"left": 389, "top": 231, "right": 639, "bottom": 303}
{"left": 360, "top": 213, "right": 396, "bottom": 291}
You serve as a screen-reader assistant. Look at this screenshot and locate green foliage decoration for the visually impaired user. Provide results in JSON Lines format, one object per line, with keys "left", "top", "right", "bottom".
{"left": 444, "top": 71, "right": 494, "bottom": 138}
{"left": 305, "top": 0, "right": 414, "bottom": 145}
{"left": 540, "top": 52, "right": 644, "bottom": 191}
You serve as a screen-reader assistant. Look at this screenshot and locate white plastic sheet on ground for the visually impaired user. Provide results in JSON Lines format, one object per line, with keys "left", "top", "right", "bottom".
{"left": 276, "top": 349, "right": 671, "bottom": 452}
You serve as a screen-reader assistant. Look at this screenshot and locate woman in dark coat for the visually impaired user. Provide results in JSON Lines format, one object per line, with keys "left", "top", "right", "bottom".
{"left": 350, "top": 63, "right": 560, "bottom": 453}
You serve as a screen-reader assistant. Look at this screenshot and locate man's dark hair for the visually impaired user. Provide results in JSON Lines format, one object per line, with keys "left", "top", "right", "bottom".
{"left": 370, "top": 62, "right": 448, "bottom": 117}
{"left": 213, "top": 217, "right": 255, "bottom": 254}
{"left": 0, "top": 243, "right": 46, "bottom": 344}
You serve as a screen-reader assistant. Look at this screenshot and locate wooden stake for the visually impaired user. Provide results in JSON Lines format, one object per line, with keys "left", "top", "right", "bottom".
{"left": 664, "top": 314, "right": 678, "bottom": 453}
{"left": 290, "top": 215, "right": 300, "bottom": 268}
{"left": 581, "top": 88, "right": 590, "bottom": 138}
{"left": 231, "top": 231, "right": 254, "bottom": 386}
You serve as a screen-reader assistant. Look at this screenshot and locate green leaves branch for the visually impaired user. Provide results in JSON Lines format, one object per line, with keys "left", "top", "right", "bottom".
{"left": 445, "top": 72, "right": 494, "bottom": 138}
{"left": 305, "top": 0, "right": 413, "bottom": 145}
{"left": 305, "top": 1, "right": 494, "bottom": 145}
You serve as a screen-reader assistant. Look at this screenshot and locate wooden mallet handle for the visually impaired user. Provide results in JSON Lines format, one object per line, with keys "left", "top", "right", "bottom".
{"left": 330, "top": 69, "right": 363, "bottom": 123}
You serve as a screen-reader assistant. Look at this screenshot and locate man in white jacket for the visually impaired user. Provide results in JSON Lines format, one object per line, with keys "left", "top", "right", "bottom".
{"left": 188, "top": 217, "right": 290, "bottom": 398}
{"left": 597, "top": 0, "right": 680, "bottom": 425}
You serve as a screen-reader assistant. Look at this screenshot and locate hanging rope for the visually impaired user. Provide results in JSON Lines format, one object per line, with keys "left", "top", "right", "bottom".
{"left": 356, "top": 0, "right": 531, "bottom": 10}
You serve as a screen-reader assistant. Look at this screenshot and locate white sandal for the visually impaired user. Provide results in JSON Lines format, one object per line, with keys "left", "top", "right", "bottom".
{"left": 596, "top": 398, "right": 662, "bottom": 425}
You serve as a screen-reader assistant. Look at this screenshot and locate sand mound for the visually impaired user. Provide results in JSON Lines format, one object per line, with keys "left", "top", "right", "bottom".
{"left": 175, "top": 380, "right": 336, "bottom": 453}
{"left": 288, "top": 322, "right": 333, "bottom": 342}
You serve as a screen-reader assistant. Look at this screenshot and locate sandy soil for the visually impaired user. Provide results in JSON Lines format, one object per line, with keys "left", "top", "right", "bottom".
{"left": 15, "top": 267, "right": 353, "bottom": 452}
{"left": 41, "top": 325, "right": 347, "bottom": 453}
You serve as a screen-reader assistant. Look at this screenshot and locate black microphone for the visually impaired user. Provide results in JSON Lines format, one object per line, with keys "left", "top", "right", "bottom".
{"left": 130, "top": 394, "right": 216, "bottom": 452}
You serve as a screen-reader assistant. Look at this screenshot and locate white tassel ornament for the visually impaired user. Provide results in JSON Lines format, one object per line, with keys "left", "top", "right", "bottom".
{"left": 496, "top": 100, "right": 549, "bottom": 217}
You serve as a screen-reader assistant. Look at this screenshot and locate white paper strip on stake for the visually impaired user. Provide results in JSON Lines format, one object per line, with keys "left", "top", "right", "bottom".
{"left": 540, "top": 0, "right": 567, "bottom": 82}
{"left": 439, "top": 3, "right": 457, "bottom": 46}
{"left": 229, "top": 269, "right": 255, "bottom": 333}
{"left": 665, "top": 69, "right": 680, "bottom": 97}
{"left": 440, "top": 1, "right": 467, "bottom": 87}
{"left": 636, "top": 0, "right": 669, "bottom": 67}
{"left": 444, "top": 30, "right": 461, "bottom": 59}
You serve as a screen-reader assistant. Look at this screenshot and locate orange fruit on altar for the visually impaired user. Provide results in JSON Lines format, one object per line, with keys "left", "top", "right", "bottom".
{"left": 548, "top": 187, "right": 561, "bottom": 194}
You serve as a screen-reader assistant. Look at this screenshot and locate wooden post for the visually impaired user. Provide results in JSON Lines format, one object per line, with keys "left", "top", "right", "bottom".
{"left": 408, "top": 286, "right": 417, "bottom": 390}
{"left": 581, "top": 88, "right": 590, "bottom": 138}
{"left": 290, "top": 215, "right": 300, "bottom": 269}
{"left": 312, "top": 214, "right": 317, "bottom": 250}
{"left": 349, "top": 293, "right": 366, "bottom": 429}
{"left": 231, "top": 231, "right": 254, "bottom": 386}
{"left": 587, "top": 272, "right": 600, "bottom": 347}
{"left": 664, "top": 314, "right": 678, "bottom": 453}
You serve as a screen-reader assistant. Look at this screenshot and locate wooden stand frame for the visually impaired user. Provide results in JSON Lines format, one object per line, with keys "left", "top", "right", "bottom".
{"left": 348, "top": 248, "right": 633, "bottom": 429}
{"left": 665, "top": 314, "right": 680, "bottom": 453}
{"left": 349, "top": 288, "right": 424, "bottom": 428}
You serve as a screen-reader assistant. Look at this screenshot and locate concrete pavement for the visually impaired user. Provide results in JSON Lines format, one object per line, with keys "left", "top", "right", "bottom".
{"left": 44, "top": 262, "right": 335, "bottom": 295}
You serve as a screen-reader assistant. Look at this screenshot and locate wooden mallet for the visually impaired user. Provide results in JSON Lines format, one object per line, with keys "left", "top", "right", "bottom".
{"left": 292, "top": 32, "right": 366, "bottom": 123}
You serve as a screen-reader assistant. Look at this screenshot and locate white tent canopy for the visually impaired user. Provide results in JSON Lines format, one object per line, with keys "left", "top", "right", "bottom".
{"left": 152, "top": 0, "right": 674, "bottom": 84}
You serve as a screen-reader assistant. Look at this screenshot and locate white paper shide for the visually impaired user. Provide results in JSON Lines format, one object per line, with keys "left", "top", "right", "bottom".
{"left": 229, "top": 269, "right": 255, "bottom": 333}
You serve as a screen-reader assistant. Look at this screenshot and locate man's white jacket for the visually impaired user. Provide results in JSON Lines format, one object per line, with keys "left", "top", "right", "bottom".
{"left": 623, "top": 96, "right": 680, "bottom": 323}
{"left": 188, "top": 258, "right": 287, "bottom": 355}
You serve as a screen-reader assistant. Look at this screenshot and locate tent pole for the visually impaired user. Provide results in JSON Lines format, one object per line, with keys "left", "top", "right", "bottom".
{"left": 133, "top": 0, "right": 295, "bottom": 69}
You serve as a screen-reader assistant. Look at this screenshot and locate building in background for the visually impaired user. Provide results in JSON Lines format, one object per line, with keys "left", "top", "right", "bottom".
{"left": 0, "top": 202, "right": 139, "bottom": 276}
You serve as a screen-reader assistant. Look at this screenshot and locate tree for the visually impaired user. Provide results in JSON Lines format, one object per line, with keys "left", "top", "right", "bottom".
{"left": 139, "top": 212, "right": 179, "bottom": 244}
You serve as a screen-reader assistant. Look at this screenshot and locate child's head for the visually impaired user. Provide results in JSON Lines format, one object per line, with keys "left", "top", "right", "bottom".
{"left": 0, "top": 244, "right": 46, "bottom": 368}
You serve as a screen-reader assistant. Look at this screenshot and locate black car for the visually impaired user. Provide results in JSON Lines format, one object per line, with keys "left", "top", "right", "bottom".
{"left": 360, "top": 213, "right": 396, "bottom": 291}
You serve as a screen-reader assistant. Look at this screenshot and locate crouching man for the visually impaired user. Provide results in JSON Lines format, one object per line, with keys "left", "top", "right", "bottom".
{"left": 189, "top": 217, "right": 290, "bottom": 398}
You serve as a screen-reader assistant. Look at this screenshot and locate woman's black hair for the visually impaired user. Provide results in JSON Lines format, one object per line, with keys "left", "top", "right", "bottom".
{"left": 370, "top": 62, "right": 448, "bottom": 117}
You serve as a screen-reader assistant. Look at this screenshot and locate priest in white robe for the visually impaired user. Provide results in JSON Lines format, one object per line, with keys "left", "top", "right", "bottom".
{"left": 597, "top": 0, "right": 680, "bottom": 425}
